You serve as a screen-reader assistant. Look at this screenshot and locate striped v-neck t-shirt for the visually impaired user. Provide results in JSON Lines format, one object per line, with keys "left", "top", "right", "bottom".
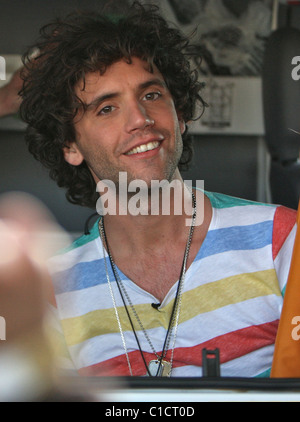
{"left": 48, "top": 191, "right": 297, "bottom": 377}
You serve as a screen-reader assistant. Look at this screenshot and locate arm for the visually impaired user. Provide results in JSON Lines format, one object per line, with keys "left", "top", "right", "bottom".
{"left": 0, "top": 68, "right": 23, "bottom": 117}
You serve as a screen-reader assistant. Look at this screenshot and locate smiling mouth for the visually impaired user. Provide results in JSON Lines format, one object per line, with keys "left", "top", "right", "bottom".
{"left": 124, "top": 140, "right": 161, "bottom": 156}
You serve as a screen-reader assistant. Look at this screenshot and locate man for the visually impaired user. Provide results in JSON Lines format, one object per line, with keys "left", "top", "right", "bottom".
{"left": 17, "top": 2, "right": 296, "bottom": 378}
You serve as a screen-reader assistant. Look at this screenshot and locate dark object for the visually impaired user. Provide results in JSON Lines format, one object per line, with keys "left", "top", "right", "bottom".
{"left": 262, "top": 26, "right": 300, "bottom": 209}
{"left": 202, "top": 348, "right": 221, "bottom": 377}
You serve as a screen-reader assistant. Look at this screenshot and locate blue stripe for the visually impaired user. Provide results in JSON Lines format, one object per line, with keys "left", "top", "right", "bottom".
{"left": 52, "top": 257, "right": 114, "bottom": 294}
{"left": 198, "top": 220, "right": 273, "bottom": 260}
{"left": 53, "top": 220, "right": 273, "bottom": 294}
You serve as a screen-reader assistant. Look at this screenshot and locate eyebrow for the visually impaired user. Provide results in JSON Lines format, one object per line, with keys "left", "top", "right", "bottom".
{"left": 85, "top": 78, "right": 168, "bottom": 111}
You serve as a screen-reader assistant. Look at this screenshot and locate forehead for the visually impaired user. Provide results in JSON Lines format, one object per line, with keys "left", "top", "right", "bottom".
{"left": 75, "top": 57, "right": 166, "bottom": 100}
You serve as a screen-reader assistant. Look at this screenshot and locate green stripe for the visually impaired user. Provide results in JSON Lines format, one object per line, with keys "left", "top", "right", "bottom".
{"left": 204, "top": 191, "right": 274, "bottom": 209}
{"left": 56, "top": 217, "right": 101, "bottom": 255}
{"left": 255, "top": 368, "right": 271, "bottom": 378}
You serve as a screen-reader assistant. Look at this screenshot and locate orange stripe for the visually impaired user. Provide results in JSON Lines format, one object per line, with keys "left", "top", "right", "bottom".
{"left": 271, "top": 200, "right": 300, "bottom": 377}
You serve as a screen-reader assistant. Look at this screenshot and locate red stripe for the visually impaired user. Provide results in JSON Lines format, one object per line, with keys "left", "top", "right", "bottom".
{"left": 272, "top": 206, "right": 296, "bottom": 260}
{"left": 172, "top": 320, "right": 279, "bottom": 369}
{"left": 78, "top": 350, "right": 157, "bottom": 376}
{"left": 78, "top": 320, "right": 279, "bottom": 376}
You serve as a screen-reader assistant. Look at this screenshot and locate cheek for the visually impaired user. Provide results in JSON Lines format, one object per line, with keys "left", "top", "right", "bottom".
{"left": 75, "top": 123, "right": 105, "bottom": 156}
{"left": 164, "top": 102, "right": 185, "bottom": 134}
{"left": 154, "top": 104, "right": 182, "bottom": 131}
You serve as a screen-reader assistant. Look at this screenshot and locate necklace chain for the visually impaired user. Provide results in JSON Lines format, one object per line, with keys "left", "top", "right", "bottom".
{"left": 99, "top": 190, "right": 197, "bottom": 376}
{"left": 101, "top": 240, "right": 133, "bottom": 375}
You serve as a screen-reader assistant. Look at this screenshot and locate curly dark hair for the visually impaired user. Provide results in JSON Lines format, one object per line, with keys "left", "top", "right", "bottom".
{"left": 20, "top": 1, "right": 206, "bottom": 209}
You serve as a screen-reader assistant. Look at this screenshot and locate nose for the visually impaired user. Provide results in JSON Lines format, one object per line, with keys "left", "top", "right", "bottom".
{"left": 124, "top": 100, "right": 154, "bottom": 133}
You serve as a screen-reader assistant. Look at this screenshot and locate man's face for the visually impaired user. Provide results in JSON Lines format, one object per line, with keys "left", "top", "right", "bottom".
{"left": 64, "top": 57, "right": 185, "bottom": 189}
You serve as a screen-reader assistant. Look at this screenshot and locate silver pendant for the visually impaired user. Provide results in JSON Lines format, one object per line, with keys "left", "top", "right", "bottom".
{"left": 148, "top": 359, "right": 172, "bottom": 377}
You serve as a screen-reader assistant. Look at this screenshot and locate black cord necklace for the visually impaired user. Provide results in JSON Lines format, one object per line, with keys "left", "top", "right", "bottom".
{"left": 99, "top": 192, "right": 197, "bottom": 376}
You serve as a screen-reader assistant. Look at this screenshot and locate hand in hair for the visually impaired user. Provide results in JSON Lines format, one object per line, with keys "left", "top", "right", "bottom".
{"left": 0, "top": 67, "right": 23, "bottom": 117}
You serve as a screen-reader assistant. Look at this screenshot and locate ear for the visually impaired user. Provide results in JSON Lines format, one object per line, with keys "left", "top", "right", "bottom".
{"left": 63, "top": 142, "right": 84, "bottom": 166}
{"left": 176, "top": 110, "right": 186, "bottom": 135}
{"left": 178, "top": 118, "right": 186, "bottom": 135}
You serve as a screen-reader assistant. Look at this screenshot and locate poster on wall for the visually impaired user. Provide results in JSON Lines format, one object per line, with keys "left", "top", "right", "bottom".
{"left": 151, "top": 0, "right": 274, "bottom": 76}
{"left": 146, "top": 0, "right": 274, "bottom": 134}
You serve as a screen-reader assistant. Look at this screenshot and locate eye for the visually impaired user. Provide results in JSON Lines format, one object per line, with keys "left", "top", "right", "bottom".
{"left": 143, "top": 91, "right": 162, "bottom": 101}
{"left": 97, "top": 105, "right": 115, "bottom": 115}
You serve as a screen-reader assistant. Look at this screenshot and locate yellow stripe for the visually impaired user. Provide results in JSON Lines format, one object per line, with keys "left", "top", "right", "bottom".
{"left": 46, "top": 325, "right": 72, "bottom": 360}
{"left": 180, "top": 268, "right": 281, "bottom": 321}
{"left": 62, "top": 269, "right": 280, "bottom": 346}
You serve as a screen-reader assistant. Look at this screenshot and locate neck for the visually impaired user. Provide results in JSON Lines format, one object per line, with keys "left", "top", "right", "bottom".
{"left": 99, "top": 186, "right": 211, "bottom": 302}
{"left": 101, "top": 176, "right": 197, "bottom": 252}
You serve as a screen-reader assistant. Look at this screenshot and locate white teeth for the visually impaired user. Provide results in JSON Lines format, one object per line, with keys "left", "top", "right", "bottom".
{"left": 126, "top": 141, "right": 160, "bottom": 155}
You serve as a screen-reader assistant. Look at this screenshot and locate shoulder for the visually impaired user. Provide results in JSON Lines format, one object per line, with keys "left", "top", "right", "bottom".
{"left": 204, "top": 190, "right": 280, "bottom": 224}
{"left": 204, "top": 190, "right": 297, "bottom": 257}
{"left": 205, "top": 190, "right": 274, "bottom": 210}
{"left": 47, "top": 218, "right": 101, "bottom": 274}
{"left": 272, "top": 205, "right": 297, "bottom": 260}
{"left": 205, "top": 190, "right": 296, "bottom": 220}
{"left": 61, "top": 217, "right": 101, "bottom": 253}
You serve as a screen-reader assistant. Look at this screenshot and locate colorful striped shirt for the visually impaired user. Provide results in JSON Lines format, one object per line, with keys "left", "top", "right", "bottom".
{"left": 48, "top": 191, "right": 297, "bottom": 378}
